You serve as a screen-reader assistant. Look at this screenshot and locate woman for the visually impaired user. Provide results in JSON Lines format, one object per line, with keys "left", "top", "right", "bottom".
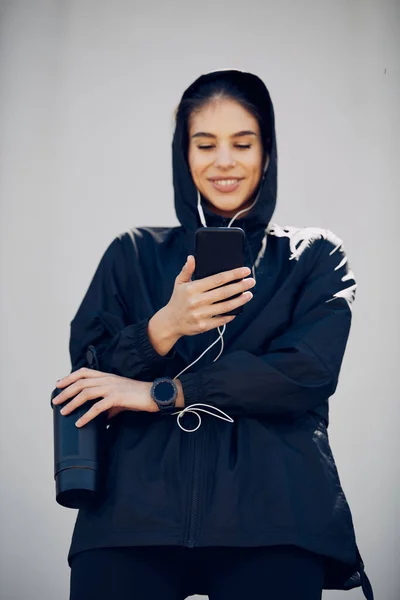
{"left": 54, "top": 69, "right": 373, "bottom": 599}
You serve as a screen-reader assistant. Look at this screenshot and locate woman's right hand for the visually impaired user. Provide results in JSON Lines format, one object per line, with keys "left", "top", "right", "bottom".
{"left": 148, "top": 255, "right": 256, "bottom": 356}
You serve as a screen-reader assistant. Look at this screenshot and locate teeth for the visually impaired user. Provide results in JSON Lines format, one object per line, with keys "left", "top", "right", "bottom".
{"left": 213, "top": 179, "right": 239, "bottom": 186}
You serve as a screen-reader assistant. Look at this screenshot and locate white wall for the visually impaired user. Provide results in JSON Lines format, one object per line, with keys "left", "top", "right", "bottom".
{"left": 0, "top": 1, "right": 398, "bottom": 598}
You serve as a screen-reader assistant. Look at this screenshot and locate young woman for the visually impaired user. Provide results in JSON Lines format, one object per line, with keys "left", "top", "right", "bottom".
{"left": 54, "top": 69, "right": 374, "bottom": 600}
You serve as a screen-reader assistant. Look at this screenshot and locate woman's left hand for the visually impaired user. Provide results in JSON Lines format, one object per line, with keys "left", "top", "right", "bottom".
{"left": 52, "top": 368, "right": 158, "bottom": 427}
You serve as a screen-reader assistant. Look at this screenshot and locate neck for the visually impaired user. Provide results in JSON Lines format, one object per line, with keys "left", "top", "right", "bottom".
{"left": 203, "top": 200, "right": 254, "bottom": 220}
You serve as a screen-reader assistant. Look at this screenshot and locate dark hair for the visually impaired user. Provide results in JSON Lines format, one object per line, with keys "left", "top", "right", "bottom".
{"left": 175, "top": 70, "right": 272, "bottom": 166}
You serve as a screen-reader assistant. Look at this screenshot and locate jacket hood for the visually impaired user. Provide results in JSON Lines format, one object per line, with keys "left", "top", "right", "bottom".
{"left": 172, "top": 69, "right": 278, "bottom": 234}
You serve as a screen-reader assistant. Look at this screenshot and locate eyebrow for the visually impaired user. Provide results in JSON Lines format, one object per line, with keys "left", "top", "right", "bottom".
{"left": 191, "top": 130, "right": 258, "bottom": 139}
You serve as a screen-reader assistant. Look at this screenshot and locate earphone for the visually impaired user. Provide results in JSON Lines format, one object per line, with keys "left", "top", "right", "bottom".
{"left": 172, "top": 164, "right": 269, "bottom": 432}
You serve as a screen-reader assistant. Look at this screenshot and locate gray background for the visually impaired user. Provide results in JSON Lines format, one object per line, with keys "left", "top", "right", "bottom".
{"left": 0, "top": 1, "right": 398, "bottom": 598}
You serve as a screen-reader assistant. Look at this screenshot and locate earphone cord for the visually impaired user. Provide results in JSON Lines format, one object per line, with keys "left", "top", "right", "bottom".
{"left": 171, "top": 187, "right": 268, "bottom": 433}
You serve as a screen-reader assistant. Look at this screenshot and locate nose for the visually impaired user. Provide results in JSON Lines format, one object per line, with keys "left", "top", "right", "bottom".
{"left": 214, "top": 146, "right": 236, "bottom": 169}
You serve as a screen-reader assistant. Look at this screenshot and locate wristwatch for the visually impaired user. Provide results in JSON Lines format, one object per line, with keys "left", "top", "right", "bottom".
{"left": 150, "top": 377, "right": 178, "bottom": 415}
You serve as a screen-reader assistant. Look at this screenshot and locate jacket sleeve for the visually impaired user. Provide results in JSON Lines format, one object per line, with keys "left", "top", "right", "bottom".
{"left": 179, "top": 232, "right": 357, "bottom": 418}
{"left": 68, "top": 235, "right": 176, "bottom": 379}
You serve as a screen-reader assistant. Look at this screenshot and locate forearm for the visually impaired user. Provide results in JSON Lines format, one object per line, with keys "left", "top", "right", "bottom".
{"left": 179, "top": 349, "right": 337, "bottom": 419}
{"left": 147, "top": 307, "right": 180, "bottom": 357}
{"left": 70, "top": 315, "right": 178, "bottom": 381}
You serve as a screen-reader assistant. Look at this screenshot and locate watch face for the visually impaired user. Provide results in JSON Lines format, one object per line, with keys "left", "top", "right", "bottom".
{"left": 155, "top": 380, "right": 176, "bottom": 405}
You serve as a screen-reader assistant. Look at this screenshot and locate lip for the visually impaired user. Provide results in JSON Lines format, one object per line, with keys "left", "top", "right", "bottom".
{"left": 208, "top": 177, "right": 244, "bottom": 182}
{"left": 208, "top": 177, "right": 244, "bottom": 193}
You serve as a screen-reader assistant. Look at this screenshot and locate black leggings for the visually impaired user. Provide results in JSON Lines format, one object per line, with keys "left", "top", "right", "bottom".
{"left": 69, "top": 544, "right": 325, "bottom": 600}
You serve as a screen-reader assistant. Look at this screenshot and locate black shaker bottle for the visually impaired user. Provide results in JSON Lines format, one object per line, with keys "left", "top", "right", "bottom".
{"left": 51, "top": 345, "right": 107, "bottom": 508}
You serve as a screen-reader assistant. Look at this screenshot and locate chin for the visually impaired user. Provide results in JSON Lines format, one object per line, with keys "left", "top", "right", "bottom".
{"left": 205, "top": 194, "right": 253, "bottom": 218}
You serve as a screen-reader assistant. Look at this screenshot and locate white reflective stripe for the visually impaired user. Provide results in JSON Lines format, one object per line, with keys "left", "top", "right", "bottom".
{"left": 334, "top": 255, "right": 348, "bottom": 271}
{"left": 342, "top": 269, "right": 355, "bottom": 282}
{"left": 326, "top": 284, "right": 357, "bottom": 308}
{"left": 268, "top": 224, "right": 357, "bottom": 310}
{"left": 328, "top": 242, "right": 342, "bottom": 255}
{"left": 267, "top": 223, "right": 328, "bottom": 261}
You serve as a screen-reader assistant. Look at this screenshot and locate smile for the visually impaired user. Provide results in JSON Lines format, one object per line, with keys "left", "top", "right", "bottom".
{"left": 209, "top": 178, "right": 243, "bottom": 193}
{"left": 210, "top": 179, "right": 239, "bottom": 186}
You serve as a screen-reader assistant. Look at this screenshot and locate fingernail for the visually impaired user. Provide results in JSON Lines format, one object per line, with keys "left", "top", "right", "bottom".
{"left": 75, "top": 420, "right": 82, "bottom": 427}
{"left": 60, "top": 407, "right": 66, "bottom": 415}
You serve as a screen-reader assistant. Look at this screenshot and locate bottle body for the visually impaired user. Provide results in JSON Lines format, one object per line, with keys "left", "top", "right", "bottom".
{"left": 51, "top": 346, "right": 107, "bottom": 508}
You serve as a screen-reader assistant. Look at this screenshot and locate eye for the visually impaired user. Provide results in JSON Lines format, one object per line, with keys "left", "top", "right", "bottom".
{"left": 197, "top": 144, "right": 251, "bottom": 151}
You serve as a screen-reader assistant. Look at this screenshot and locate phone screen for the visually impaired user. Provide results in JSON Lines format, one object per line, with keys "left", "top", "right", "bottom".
{"left": 194, "top": 227, "right": 245, "bottom": 316}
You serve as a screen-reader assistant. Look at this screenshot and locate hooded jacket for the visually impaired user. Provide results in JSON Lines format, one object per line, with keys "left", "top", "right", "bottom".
{"left": 66, "top": 70, "right": 373, "bottom": 598}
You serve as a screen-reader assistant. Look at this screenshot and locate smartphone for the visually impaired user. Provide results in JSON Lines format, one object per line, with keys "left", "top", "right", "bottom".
{"left": 194, "top": 227, "right": 246, "bottom": 316}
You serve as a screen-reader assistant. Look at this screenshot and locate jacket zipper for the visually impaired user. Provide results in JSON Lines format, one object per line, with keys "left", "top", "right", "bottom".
{"left": 186, "top": 431, "right": 202, "bottom": 547}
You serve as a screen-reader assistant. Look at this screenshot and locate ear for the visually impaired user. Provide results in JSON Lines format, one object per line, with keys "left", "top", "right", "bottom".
{"left": 264, "top": 154, "right": 270, "bottom": 173}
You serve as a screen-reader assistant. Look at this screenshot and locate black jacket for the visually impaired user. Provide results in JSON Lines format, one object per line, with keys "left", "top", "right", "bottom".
{"left": 66, "top": 71, "right": 373, "bottom": 598}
